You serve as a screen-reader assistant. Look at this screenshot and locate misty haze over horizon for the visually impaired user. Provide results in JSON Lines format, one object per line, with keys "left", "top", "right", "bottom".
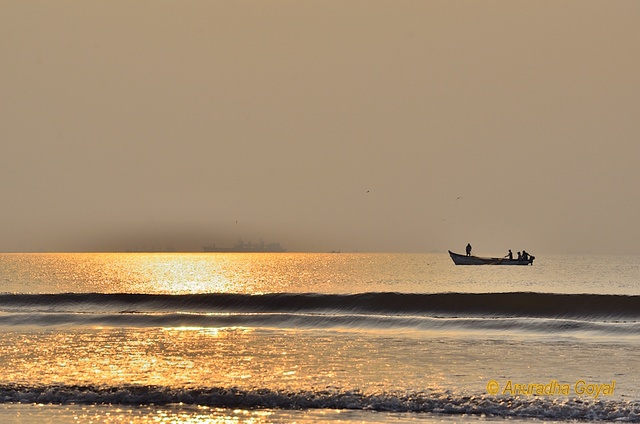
{"left": 1, "top": 2, "right": 639, "bottom": 255}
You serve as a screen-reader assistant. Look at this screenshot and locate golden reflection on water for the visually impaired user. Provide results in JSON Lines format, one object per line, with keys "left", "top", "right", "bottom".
{"left": 3, "top": 251, "right": 640, "bottom": 295}
{"left": 0, "top": 325, "right": 461, "bottom": 392}
{"left": 0, "top": 252, "right": 445, "bottom": 294}
{"left": 1, "top": 404, "right": 280, "bottom": 423}
{"left": 1, "top": 404, "right": 380, "bottom": 423}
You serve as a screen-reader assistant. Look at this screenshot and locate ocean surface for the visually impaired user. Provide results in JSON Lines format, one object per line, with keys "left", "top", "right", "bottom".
{"left": 0, "top": 252, "right": 639, "bottom": 423}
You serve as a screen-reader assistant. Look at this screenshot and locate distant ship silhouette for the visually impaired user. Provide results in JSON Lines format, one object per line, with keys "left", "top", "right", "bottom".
{"left": 203, "top": 239, "right": 286, "bottom": 253}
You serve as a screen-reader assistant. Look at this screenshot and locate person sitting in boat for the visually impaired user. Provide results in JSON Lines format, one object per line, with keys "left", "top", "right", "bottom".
{"left": 517, "top": 251, "right": 522, "bottom": 260}
{"left": 505, "top": 249, "right": 513, "bottom": 260}
{"left": 522, "top": 250, "right": 530, "bottom": 261}
{"left": 466, "top": 243, "right": 472, "bottom": 256}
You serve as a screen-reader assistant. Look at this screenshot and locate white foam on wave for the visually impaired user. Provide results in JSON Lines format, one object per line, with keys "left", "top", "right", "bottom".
{"left": 0, "top": 385, "right": 639, "bottom": 421}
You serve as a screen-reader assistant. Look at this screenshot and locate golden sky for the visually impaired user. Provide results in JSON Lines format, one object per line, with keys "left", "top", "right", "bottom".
{"left": 1, "top": 1, "right": 639, "bottom": 254}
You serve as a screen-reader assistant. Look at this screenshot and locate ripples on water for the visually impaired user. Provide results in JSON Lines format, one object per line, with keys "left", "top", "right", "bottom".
{"left": 0, "top": 253, "right": 639, "bottom": 422}
{"left": 1, "top": 252, "right": 640, "bottom": 294}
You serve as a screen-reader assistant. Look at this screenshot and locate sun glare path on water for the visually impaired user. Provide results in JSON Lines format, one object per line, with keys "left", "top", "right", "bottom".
{"left": 1, "top": 252, "right": 452, "bottom": 295}
{"left": 2, "top": 252, "right": 640, "bottom": 295}
{"left": 1, "top": 253, "right": 330, "bottom": 294}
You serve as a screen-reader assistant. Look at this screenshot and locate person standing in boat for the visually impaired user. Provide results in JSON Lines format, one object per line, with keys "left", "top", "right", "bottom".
{"left": 466, "top": 243, "right": 472, "bottom": 256}
{"left": 505, "top": 249, "right": 513, "bottom": 260}
{"left": 522, "top": 250, "right": 529, "bottom": 261}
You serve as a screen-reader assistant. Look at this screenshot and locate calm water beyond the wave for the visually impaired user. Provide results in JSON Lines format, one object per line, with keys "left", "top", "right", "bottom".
{"left": 1, "top": 252, "right": 640, "bottom": 423}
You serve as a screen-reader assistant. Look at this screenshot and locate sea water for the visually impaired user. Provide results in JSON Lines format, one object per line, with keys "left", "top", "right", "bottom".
{"left": 0, "top": 252, "right": 639, "bottom": 423}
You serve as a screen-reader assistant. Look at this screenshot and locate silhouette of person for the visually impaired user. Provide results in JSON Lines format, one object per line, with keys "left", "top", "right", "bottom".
{"left": 522, "top": 250, "right": 529, "bottom": 261}
{"left": 466, "top": 243, "right": 472, "bottom": 256}
{"left": 506, "top": 249, "right": 513, "bottom": 260}
{"left": 517, "top": 251, "right": 522, "bottom": 260}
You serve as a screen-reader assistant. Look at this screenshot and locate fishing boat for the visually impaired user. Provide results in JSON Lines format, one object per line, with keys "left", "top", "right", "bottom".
{"left": 448, "top": 250, "right": 534, "bottom": 266}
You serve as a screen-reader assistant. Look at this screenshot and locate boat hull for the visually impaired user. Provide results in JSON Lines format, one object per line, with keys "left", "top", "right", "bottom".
{"left": 448, "top": 250, "right": 533, "bottom": 266}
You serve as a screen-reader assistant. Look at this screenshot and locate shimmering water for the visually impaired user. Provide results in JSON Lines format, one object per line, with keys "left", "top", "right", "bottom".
{"left": 0, "top": 253, "right": 639, "bottom": 423}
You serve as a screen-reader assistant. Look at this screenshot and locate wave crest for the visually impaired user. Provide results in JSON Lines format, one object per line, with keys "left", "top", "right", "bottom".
{"left": 1, "top": 292, "right": 640, "bottom": 319}
{"left": 0, "top": 384, "right": 638, "bottom": 421}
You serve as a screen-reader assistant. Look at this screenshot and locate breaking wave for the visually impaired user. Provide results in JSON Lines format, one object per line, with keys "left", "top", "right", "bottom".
{"left": 0, "top": 384, "right": 639, "bottom": 421}
{"left": 1, "top": 292, "right": 640, "bottom": 318}
{"left": 1, "top": 293, "right": 639, "bottom": 336}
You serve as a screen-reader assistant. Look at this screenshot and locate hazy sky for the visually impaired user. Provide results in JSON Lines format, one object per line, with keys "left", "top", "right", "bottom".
{"left": 1, "top": 1, "right": 639, "bottom": 254}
